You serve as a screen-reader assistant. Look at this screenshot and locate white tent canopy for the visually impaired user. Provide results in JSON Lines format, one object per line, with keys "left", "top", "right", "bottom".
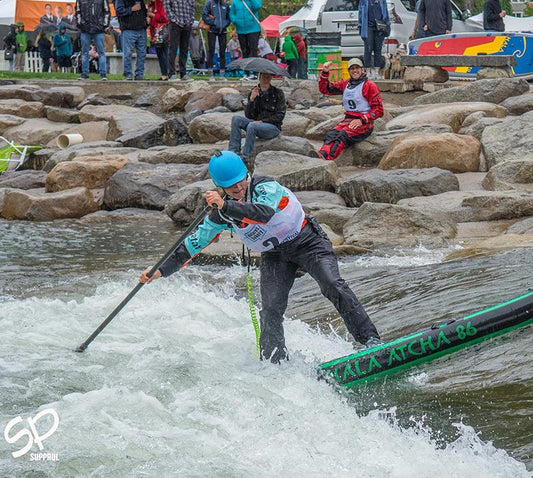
{"left": 0, "top": 0, "right": 16, "bottom": 25}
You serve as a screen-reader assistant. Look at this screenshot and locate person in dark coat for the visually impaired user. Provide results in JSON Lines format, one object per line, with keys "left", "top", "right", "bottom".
{"left": 36, "top": 32, "right": 53, "bottom": 72}
{"left": 483, "top": 0, "right": 506, "bottom": 32}
{"left": 2, "top": 24, "right": 17, "bottom": 71}
{"left": 419, "top": 0, "right": 452, "bottom": 36}
{"left": 202, "top": 0, "right": 231, "bottom": 79}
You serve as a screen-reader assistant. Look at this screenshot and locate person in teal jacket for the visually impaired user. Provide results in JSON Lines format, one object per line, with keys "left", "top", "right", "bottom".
{"left": 139, "top": 151, "right": 382, "bottom": 364}
{"left": 53, "top": 24, "right": 73, "bottom": 72}
{"left": 282, "top": 33, "right": 298, "bottom": 78}
{"left": 229, "top": 0, "right": 262, "bottom": 80}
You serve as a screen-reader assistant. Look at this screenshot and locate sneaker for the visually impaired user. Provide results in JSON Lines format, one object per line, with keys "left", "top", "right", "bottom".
{"left": 365, "top": 337, "right": 385, "bottom": 349}
{"left": 124, "top": 76, "right": 132, "bottom": 81}
{"left": 100, "top": 74, "right": 107, "bottom": 81}
{"left": 248, "top": 74, "right": 258, "bottom": 80}
{"left": 78, "top": 74, "right": 89, "bottom": 80}
{"left": 181, "top": 74, "right": 192, "bottom": 81}
{"left": 169, "top": 74, "right": 178, "bottom": 80}
{"left": 134, "top": 76, "right": 145, "bottom": 81}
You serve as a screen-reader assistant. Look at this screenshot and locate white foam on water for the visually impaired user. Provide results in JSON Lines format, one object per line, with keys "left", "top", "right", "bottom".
{"left": 0, "top": 269, "right": 530, "bottom": 477}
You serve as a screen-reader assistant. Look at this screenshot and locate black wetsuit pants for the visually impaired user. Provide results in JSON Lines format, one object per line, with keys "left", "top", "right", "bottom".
{"left": 259, "top": 220, "right": 379, "bottom": 362}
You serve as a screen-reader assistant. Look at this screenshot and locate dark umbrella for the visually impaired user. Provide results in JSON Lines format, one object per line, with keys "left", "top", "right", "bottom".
{"left": 227, "top": 57, "right": 291, "bottom": 78}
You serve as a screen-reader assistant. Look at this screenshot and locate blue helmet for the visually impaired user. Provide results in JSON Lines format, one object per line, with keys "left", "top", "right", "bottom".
{"left": 209, "top": 151, "right": 248, "bottom": 188}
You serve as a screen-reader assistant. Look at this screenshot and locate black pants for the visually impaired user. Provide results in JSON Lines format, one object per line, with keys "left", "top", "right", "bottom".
{"left": 207, "top": 30, "right": 227, "bottom": 70}
{"left": 239, "top": 31, "right": 259, "bottom": 76}
{"left": 169, "top": 22, "right": 191, "bottom": 77}
{"left": 259, "top": 221, "right": 379, "bottom": 361}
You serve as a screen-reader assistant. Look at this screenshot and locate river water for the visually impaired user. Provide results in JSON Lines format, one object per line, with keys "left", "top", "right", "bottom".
{"left": 0, "top": 214, "right": 531, "bottom": 477}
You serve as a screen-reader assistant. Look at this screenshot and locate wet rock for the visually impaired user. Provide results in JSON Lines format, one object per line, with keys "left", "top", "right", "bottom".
{"left": 104, "top": 162, "right": 210, "bottom": 210}
{"left": 0, "top": 186, "right": 99, "bottom": 220}
{"left": 164, "top": 178, "right": 214, "bottom": 225}
{"left": 344, "top": 202, "right": 457, "bottom": 248}
{"left": 338, "top": 168, "right": 459, "bottom": 206}
{"left": 499, "top": 92, "right": 533, "bottom": 116}
{"left": 0, "top": 99, "right": 45, "bottom": 118}
{"left": 482, "top": 158, "right": 533, "bottom": 192}
{"left": 253, "top": 151, "right": 339, "bottom": 192}
{"left": 44, "top": 106, "right": 80, "bottom": 123}
{"left": 46, "top": 155, "right": 130, "bottom": 191}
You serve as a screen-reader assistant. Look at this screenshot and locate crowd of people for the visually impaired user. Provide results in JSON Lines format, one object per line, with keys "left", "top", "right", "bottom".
{"left": 2, "top": 0, "right": 308, "bottom": 81}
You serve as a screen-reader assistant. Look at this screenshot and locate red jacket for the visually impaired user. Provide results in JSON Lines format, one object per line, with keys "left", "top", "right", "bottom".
{"left": 292, "top": 34, "right": 306, "bottom": 59}
{"left": 148, "top": 0, "right": 169, "bottom": 42}
{"left": 319, "top": 71, "right": 384, "bottom": 125}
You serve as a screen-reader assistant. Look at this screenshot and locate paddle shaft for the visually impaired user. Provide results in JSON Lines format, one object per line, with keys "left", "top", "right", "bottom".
{"left": 74, "top": 206, "right": 212, "bottom": 352}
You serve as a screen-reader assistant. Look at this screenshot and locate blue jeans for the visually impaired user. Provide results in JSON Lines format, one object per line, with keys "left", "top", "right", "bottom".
{"left": 122, "top": 29, "right": 147, "bottom": 78}
{"left": 229, "top": 116, "right": 281, "bottom": 159}
{"left": 363, "top": 27, "right": 385, "bottom": 69}
{"left": 81, "top": 32, "right": 106, "bottom": 75}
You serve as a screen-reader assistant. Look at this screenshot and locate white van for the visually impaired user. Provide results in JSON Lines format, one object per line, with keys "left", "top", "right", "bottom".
{"left": 314, "top": 0, "right": 484, "bottom": 58}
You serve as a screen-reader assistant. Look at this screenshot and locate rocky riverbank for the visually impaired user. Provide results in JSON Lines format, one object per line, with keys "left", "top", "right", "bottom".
{"left": 0, "top": 77, "right": 532, "bottom": 262}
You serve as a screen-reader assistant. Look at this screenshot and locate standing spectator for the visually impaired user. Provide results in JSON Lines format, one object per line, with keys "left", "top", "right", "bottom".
{"left": 202, "top": 0, "right": 231, "bottom": 80}
{"left": 147, "top": 0, "right": 171, "bottom": 81}
{"left": 226, "top": 30, "right": 241, "bottom": 60}
{"left": 76, "top": 0, "right": 110, "bottom": 80}
{"left": 419, "top": 0, "right": 452, "bottom": 37}
{"left": 164, "top": 0, "right": 194, "bottom": 81}
{"left": 483, "top": 0, "right": 506, "bottom": 32}
{"left": 359, "top": 0, "right": 390, "bottom": 79}
{"left": 36, "top": 32, "right": 53, "bottom": 72}
{"left": 292, "top": 32, "right": 307, "bottom": 79}
{"left": 314, "top": 58, "right": 384, "bottom": 161}
{"left": 53, "top": 24, "right": 73, "bottom": 72}
{"left": 228, "top": 72, "right": 286, "bottom": 162}
{"left": 281, "top": 33, "right": 298, "bottom": 78}
{"left": 257, "top": 33, "right": 273, "bottom": 58}
{"left": 115, "top": 0, "right": 148, "bottom": 80}
{"left": 2, "top": 24, "right": 17, "bottom": 72}
{"left": 409, "top": 0, "right": 425, "bottom": 40}
{"left": 14, "top": 22, "right": 27, "bottom": 72}
{"left": 229, "top": 0, "right": 262, "bottom": 80}
{"left": 189, "top": 27, "right": 205, "bottom": 69}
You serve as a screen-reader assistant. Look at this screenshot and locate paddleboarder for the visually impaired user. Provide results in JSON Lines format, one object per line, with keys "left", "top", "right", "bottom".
{"left": 139, "top": 151, "right": 382, "bottom": 363}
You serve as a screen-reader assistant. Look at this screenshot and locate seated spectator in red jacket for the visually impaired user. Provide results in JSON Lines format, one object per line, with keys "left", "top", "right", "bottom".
{"left": 314, "top": 57, "right": 383, "bottom": 161}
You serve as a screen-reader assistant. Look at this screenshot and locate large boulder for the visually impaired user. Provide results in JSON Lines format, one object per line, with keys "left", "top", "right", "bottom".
{"left": 343, "top": 202, "right": 456, "bottom": 248}
{"left": 481, "top": 111, "right": 533, "bottom": 168}
{"left": 337, "top": 168, "right": 459, "bottom": 206}
{"left": 137, "top": 144, "right": 219, "bottom": 165}
{"left": 457, "top": 111, "right": 504, "bottom": 141}
{"left": 398, "top": 190, "right": 533, "bottom": 222}
{"left": 482, "top": 158, "right": 533, "bottom": 192}
{"left": 78, "top": 104, "right": 165, "bottom": 140}
{"left": 185, "top": 91, "right": 223, "bottom": 113}
{"left": 413, "top": 78, "right": 529, "bottom": 105}
{"left": 46, "top": 155, "right": 130, "bottom": 192}
{"left": 43, "top": 142, "right": 139, "bottom": 172}
{"left": 3, "top": 118, "right": 72, "bottom": 145}
{"left": 386, "top": 102, "right": 506, "bottom": 133}
{"left": 254, "top": 135, "right": 316, "bottom": 157}
{"left": 0, "top": 85, "right": 85, "bottom": 107}
{"left": 0, "top": 99, "right": 45, "bottom": 118}
{"left": 164, "top": 179, "right": 214, "bottom": 225}
{"left": 103, "top": 162, "right": 209, "bottom": 210}
{"left": 0, "top": 186, "right": 99, "bottom": 220}
{"left": 253, "top": 151, "right": 339, "bottom": 192}
{"left": 45, "top": 121, "right": 110, "bottom": 148}
{"left": 379, "top": 133, "right": 481, "bottom": 173}
{"left": 281, "top": 112, "right": 312, "bottom": 137}
{"left": 0, "top": 114, "right": 25, "bottom": 133}
{"left": 336, "top": 124, "right": 453, "bottom": 168}
{"left": 499, "top": 92, "right": 533, "bottom": 116}
{"left": 0, "top": 170, "right": 47, "bottom": 189}
{"left": 188, "top": 112, "right": 237, "bottom": 143}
